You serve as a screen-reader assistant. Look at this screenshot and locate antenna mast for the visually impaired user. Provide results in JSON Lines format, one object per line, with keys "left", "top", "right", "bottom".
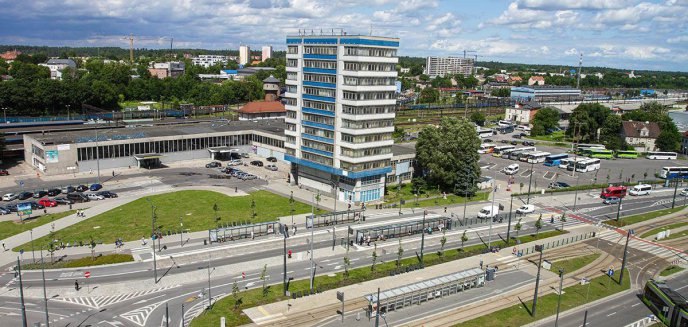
{"left": 577, "top": 52, "right": 583, "bottom": 89}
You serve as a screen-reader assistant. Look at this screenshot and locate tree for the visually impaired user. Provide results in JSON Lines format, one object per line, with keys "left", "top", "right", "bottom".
{"left": 409, "top": 65, "right": 423, "bottom": 76}
{"left": 371, "top": 243, "right": 378, "bottom": 271}
{"left": 599, "top": 114, "right": 625, "bottom": 150}
{"left": 419, "top": 86, "right": 439, "bottom": 103}
{"left": 531, "top": 107, "right": 559, "bottom": 136}
{"left": 89, "top": 236, "right": 96, "bottom": 261}
{"left": 560, "top": 213, "right": 567, "bottom": 231}
{"left": 534, "top": 217, "right": 543, "bottom": 237}
{"left": 213, "top": 203, "right": 219, "bottom": 222}
{"left": 343, "top": 247, "right": 351, "bottom": 277}
{"left": 289, "top": 192, "right": 295, "bottom": 224}
{"left": 470, "top": 111, "right": 486, "bottom": 126}
{"left": 514, "top": 219, "right": 522, "bottom": 238}
{"left": 392, "top": 126, "right": 405, "bottom": 141}
{"left": 490, "top": 88, "right": 511, "bottom": 97}
{"left": 567, "top": 103, "right": 609, "bottom": 142}
{"left": 656, "top": 129, "right": 681, "bottom": 152}
{"left": 439, "top": 230, "right": 447, "bottom": 260}
{"left": 415, "top": 117, "right": 481, "bottom": 193}
{"left": 260, "top": 264, "right": 268, "bottom": 297}
{"left": 460, "top": 230, "right": 468, "bottom": 251}
{"left": 232, "top": 280, "right": 241, "bottom": 309}
{"left": 396, "top": 239, "right": 404, "bottom": 268}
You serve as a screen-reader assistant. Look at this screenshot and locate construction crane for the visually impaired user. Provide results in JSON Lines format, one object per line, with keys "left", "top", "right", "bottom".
{"left": 463, "top": 50, "right": 477, "bottom": 59}
{"left": 121, "top": 34, "right": 174, "bottom": 64}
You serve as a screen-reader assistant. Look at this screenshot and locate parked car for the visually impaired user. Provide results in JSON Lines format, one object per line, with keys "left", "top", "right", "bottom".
{"left": 97, "top": 191, "right": 118, "bottom": 198}
{"left": 483, "top": 139, "right": 494, "bottom": 143}
{"left": 516, "top": 204, "right": 535, "bottom": 214}
{"left": 522, "top": 141, "right": 535, "bottom": 146}
{"left": 0, "top": 169, "right": 9, "bottom": 176}
{"left": 266, "top": 157, "right": 277, "bottom": 162}
{"left": 510, "top": 140, "right": 518, "bottom": 145}
{"left": 33, "top": 190, "right": 48, "bottom": 198}
{"left": 503, "top": 163, "right": 519, "bottom": 175}
{"left": 228, "top": 159, "right": 243, "bottom": 166}
{"left": 18, "top": 192, "right": 34, "bottom": 200}
{"left": 61, "top": 186, "right": 75, "bottom": 194}
{"left": 681, "top": 188, "right": 688, "bottom": 196}
{"left": 512, "top": 134, "right": 521, "bottom": 139}
{"left": 603, "top": 197, "right": 621, "bottom": 205}
{"left": 54, "top": 197, "right": 74, "bottom": 205}
{"left": 205, "top": 162, "right": 222, "bottom": 168}
{"left": 3, "top": 193, "right": 18, "bottom": 201}
{"left": 38, "top": 198, "right": 58, "bottom": 207}
{"left": 265, "top": 164, "right": 278, "bottom": 171}
{"left": 250, "top": 160, "right": 263, "bottom": 167}
{"left": 500, "top": 140, "right": 510, "bottom": 144}
{"left": 86, "top": 193, "right": 105, "bottom": 201}
{"left": 0, "top": 206, "right": 10, "bottom": 215}
{"left": 75, "top": 185, "right": 89, "bottom": 192}
{"left": 47, "top": 188, "right": 62, "bottom": 196}
{"left": 548, "top": 182, "right": 571, "bottom": 189}
{"left": 241, "top": 153, "right": 250, "bottom": 158}
{"left": 67, "top": 193, "right": 90, "bottom": 203}
{"left": 6, "top": 205, "right": 17, "bottom": 212}
{"left": 90, "top": 183, "right": 103, "bottom": 191}
{"left": 27, "top": 201, "right": 45, "bottom": 210}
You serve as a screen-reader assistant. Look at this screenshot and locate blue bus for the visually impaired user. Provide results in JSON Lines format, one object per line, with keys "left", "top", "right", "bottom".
{"left": 544, "top": 153, "right": 569, "bottom": 167}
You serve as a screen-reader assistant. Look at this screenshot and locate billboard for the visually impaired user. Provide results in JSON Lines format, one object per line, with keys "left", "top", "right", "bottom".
{"left": 45, "top": 150, "right": 59, "bottom": 163}
{"left": 17, "top": 203, "right": 32, "bottom": 216}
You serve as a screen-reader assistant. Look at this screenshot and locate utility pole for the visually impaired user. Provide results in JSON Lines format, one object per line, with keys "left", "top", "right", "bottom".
{"left": 531, "top": 244, "right": 544, "bottom": 317}
{"left": 17, "top": 257, "right": 27, "bottom": 327}
{"left": 374, "top": 287, "right": 381, "bottom": 327}
{"left": 146, "top": 198, "right": 158, "bottom": 284}
{"left": 555, "top": 268, "right": 565, "bottom": 327}
{"left": 309, "top": 193, "right": 315, "bottom": 292}
{"left": 506, "top": 195, "right": 514, "bottom": 243}
{"left": 40, "top": 249, "right": 50, "bottom": 327}
{"left": 207, "top": 251, "right": 212, "bottom": 309}
{"left": 527, "top": 162, "right": 534, "bottom": 204}
{"left": 672, "top": 178, "right": 679, "bottom": 209}
{"left": 181, "top": 303, "right": 185, "bottom": 327}
{"left": 165, "top": 302, "right": 169, "bottom": 327}
{"left": 179, "top": 216, "right": 183, "bottom": 247}
{"left": 488, "top": 172, "right": 497, "bottom": 248}
{"left": 573, "top": 173, "right": 582, "bottom": 211}
{"left": 283, "top": 224, "right": 288, "bottom": 296}
{"left": 619, "top": 229, "right": 633, "bottom": 285}
{"left": 615, "top": 196, "right": 623, "bottom": 222}
{"left": 420, "top": 210, "right": 427, "bottom": 267}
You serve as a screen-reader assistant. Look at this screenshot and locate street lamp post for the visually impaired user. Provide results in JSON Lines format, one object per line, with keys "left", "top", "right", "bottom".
{"left": 179, "top": 216, "right": 183, "bottom": 247}
{"left": 615, "top": 196, "right": 623, "bottom": 222}
{"left": 420, "top": 209, "right": 427, "bottom": 267}
{"left": 573, "top": 173, "right": 581, "bottom": 211}
{"left": 554, "top": 268, "right": 565, "bottom": 327}
{"left": 30, "top": 229, "right": 35, "bottom": 263}
{"left": 66, "top": 104, "right": 70, "bottom": 120}
{"left": 531, "top": 244, "right": 544, "bottom": 317}
{"left": 309, "top": 193, "right": 315, "bottom": 292}
{"left": 17, "top": 257, "right": 28, "bottom": 327}
{"left": 146, "top": 198, "right": 158, "bottom": 284}
{"left": 95, "top": 128, "right": 101, "bottom": 185}
{"left": 2, "top": 107, "right": 7, "bottom": 124}
{"left": 672, "top": 178, "right": 679, "bottom": 209}
{"left": 527, "top": 162, "right": 534, "bottom": 204}
{"left": 618, "top": 229, "right": 633, "bottom": 285}
{"left": 40, "top": 249, "right": 49, "bottom": 327}
{"left": 207, "top": 252, "right": 213, "bottom": 309}
{"left": 506, "top": 194, "right": 514, "bottom": 243}
{"left": 487, "top": 172, "right": 497, "bottom": 249}
{"left": 283, "top": 224, "right": 288, "bottom": 296}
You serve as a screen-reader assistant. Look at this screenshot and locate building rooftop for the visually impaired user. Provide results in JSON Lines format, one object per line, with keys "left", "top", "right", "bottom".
{"left": 263, "top": 75, "right": 280, "bottom": 83}
{"left": 239, "top": 101, "right": 285, "bottom": 114}
{"left": 28, "top": 119, "right": 286, "bottom": 146}
{"left": 392, "top": 143, "right": 416, "bottom": 156}
{"left": 45, "top": 58, "right": 77, "bottom": 67}
{"left": 513, "top": 85, "right": 579, "bottom": 91}
{"left": 621, "top": 121, "right": 661, "bottom": 139}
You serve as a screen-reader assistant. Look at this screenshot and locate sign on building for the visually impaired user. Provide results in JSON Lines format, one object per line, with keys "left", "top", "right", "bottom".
{"left": 45, "top": 150, "right": 59, "bottom": 163}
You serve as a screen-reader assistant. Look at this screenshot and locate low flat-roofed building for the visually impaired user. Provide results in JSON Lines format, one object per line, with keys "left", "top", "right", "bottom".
{"left": 238, "top": 101, "right": 286, "bottom": 120}
{"left": 388, "top": 143, "right": 415, "bottom": 184}
{"left": 511, "top": 86, "right": 581, "bottom": 102}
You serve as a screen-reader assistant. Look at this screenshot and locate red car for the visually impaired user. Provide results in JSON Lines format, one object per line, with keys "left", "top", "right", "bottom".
{"left": 0, "top": 169, "right": 8, "bottom": 176}
{"left": 38, "top": 198, "right": 58, "bottom": 207}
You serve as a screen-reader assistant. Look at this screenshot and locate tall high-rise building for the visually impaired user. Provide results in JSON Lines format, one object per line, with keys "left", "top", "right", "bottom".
{"left": 261, "top": 46, "right": 273, "bottom": 61}
{"left": 239, "top": 45, "right": 251, "bottom": 65}
{"left": 284, "top": 33, "right": 399, "bottom": 203}
{"left": 425, "top": 56, "right": 474, "bottom": 78}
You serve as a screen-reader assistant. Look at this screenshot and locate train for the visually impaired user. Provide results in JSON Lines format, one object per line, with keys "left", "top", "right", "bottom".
{"left": 642, "top": 279, "right": 688, "bottom": 326}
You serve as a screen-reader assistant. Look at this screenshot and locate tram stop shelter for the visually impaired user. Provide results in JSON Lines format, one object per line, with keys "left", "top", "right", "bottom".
{"left": 209, "top": 221, "right": 278, "bottom": 242}
{"left": 133, "top": 153, "right": 163, "bottom": 169}
{"left": 354, "top": 216, "right": 452, "bottom": 244}
{"left": 306, "top": 209, "right": 363, "bottom": 228}
{"left": 208, "top": 146, "right": 240, "bottom": 160}
{"left": 364, "top": 268, "right": 485, "bottom": 317}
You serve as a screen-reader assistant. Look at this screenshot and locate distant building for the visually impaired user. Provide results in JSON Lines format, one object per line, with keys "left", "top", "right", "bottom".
{"left": 425, "top": 56, "right": 474, "bottom": 78}
{"left": 191, "top": 55, "right": 228, "bottom": 68}
{"left": 148, "top": 62, "right": 185, "bottom": 79}
{"left": 508, "top": 76, "right": 523, "bottom": 85}
{"left": 263, "top": 75, "right": 281, "bottom": 101}
{"left": 510, "top": 86, "right": 581, "bottom": 102}
{"left": 238, "top": 101, "right": 285, "bottom": 120}
{"left": 261, "top": 46, "right": 273, "bottom": 61}
{"left": 0, "top": 50, "right": 21, "bottom": 61}
{"left": 621, "top": 121, "right": 660, "bottom": 152}
{"left": 528, "top": 76, "right": 545, "bottom": 86}
{"left": 399, "top": 67, "right": 410, "bottom": 74}
{"left": 39, "top": 58, "right": 77, "bottom": 80}
{"left": 239, "top": 45, "right": 251, "bottom": 65}
{"left": 505, "top": 101, "right": 542, "bottom": 124}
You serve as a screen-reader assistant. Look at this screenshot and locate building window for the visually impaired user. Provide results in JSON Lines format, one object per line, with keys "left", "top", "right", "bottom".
{"left": 304, "top": 73, "right": 337, "bottom": 84}
{"left": 287, "top": 59, "right": 298, "bottom": 67}
{"left": 303, "top": 87, "right": 336, "bottom": 98}
{"left": 287, "top": 72, "right": 298, "bottom": 81}
{"left": 342, "top": 105, "right": 395, "bottom": 115}
{"left": 344, "top": 62, "right": 395, "bottom": 72}
{"left": 282, "top": 97, "right": 297, "bottom": 106}
{"left": 286, "top": 110, "right": 297, "bottom": 119}
{"left": 304, "top": 60, "right": 337, "bottom": 69}
{"left": 341, "top": 146, "right": 392, "bottom": 158}
{"left": 341, "top": 133, "right": 392, "bottom": 143}
{"left": 302, "top": 139, "right": 334, "bottom": 152}
{"left": 344, "top": 47, "right": 396, "bottom": 57}
{"left": 302, "top": 152, "right": 333, "bottom": 166}
{"left": 343, "top": 76, "right": 396, "bottom": 86}
{"left": 303, "top": 113, "right": 334, "bottom": 125}
{"left": 286, "top": 123, "right": 297, "bottom": 132}
{"left": 341, "top": 119, "right": 394, "bottom": 129}
{"left": 303, "top": 100, "right": 335, "bottom": 111}
{"left": 303, "top": 127, "right": 334, "bottom": 139}
{"left": 287, "top": 46, "right": 298, "bottom": 54}
{"left": 304, "top": 46, "right": 337, "bottom": 55}
{"left": 340, "top": 159, "right": 390, "bottom": 172}
{"left": 361, "top": 175, "right": 381, "bottom": 186}
{"left": 286, "top": 85, "right": 297, "bottom": 93}
{"left": 342, "top": 91, "right": 395, "bottom": 101}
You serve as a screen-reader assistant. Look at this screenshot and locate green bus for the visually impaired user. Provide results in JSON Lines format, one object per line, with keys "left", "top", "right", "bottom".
{"left": 615, "top": 150, "right": 639, "bottom": 159}
{"left": 588, "top": 149, "right": 614, "bottom": 159}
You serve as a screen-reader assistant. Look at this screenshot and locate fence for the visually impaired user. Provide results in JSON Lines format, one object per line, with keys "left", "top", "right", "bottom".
{"left": 209, "top": 221, "right": 278, "bottom": 243}
{"left": 518, "top": 232, "right": 596, "bottom": 256}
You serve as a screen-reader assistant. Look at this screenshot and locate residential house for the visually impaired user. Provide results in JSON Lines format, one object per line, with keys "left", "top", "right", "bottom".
{"left": 621, "top": 121, "right": 660, "bottom": 152}
{"left": 39, "top": 58, "right": 77, "bottom": 80}
{"left": 148, "top": 62, "right": 185, "bottom": 79}
{"left": 237, "top": 101, "right": 285, "bottom": 120}
{"left": 0, "top": 50, "right": 21, "bottom": 61}
{"left": 528, "top": 76, "right": 545, "bottom": 86}
{"left": 505, "top": 101, "right": 542, "bottom": 124}
{"left": 508, "top": 76, "right": 523, "bottom": 85}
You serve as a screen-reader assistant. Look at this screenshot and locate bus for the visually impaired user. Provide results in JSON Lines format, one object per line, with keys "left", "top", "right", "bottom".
{"left": 527, "top": 152, "right": 552, "bottom": 164}
{"left": 492, "top": 145, "right": 516, "bottom": 157}
{"left": 544, "top": 153, "right": 569, "bottom": 167}
{"left": 507, "top": 147, "right": 536, "bottom": 160}
{"left": 615, "top": 150, "right": 639, "bottom": 159}
{"left": 600, "top": 185, "right": 627, "bottom": 198}
{"left": 576, "top": 144, "right": 606, "bottom": 151}
{"left": 478, "top": 143, "right": 497, "bottom": 154}
{"left": 565, "top": 157, "right": 586, "bottom": 170}
{"left": 477, "top": 129, "right": 495, "bottom": 138}
{"left": 659, "top": 167, "right": 688, "bottom": 179}
{"left": 499, "top": 148, "right": 517, "bottom": 158}
{"left": 588, "top": 149, "right": 614, "bottom": 159}
{"left": 642, "top": 280, "right": 688, "bottom": 327}
{"left": 518, "top": 151, "right": 538, "bottom": 162}
{"left": 575, "top": 158, "right": 601, "bottom": 172}
{"left": 647, "top": 151, "right": 678, "bottom": 160}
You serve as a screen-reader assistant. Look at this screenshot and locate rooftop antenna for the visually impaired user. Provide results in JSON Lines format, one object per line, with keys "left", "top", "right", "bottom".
{"left": 369, "top": 24, "right": 373, "bottom": 36}
{"left": 577, "top": 52, "right": 583, "bottom": 89}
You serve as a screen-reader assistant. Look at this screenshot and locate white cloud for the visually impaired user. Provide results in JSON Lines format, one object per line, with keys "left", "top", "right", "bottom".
{"left": 668, "top": 35, "right": 688, "bottom": 43}
{"left": 540, "top": 46, "right": 550, "bottom": 54}
{"left": 564, "top": 48, "right": 578, "bottom": 55}
{"left": 519, "top": 0, "right": 630, "bottom": 10}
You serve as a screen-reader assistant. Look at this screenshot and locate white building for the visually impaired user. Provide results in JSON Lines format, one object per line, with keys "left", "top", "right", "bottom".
{"left": 425, "top": 56, "right": 474, "bottom": 78}
{"left": 284, "top": 33, "right": 399, "bottom": 203}
{"left": 39, "top": 58, "right": 77, "bottom": 80}
{"left": 191, "top": 55, "right": 228, "bottom": 68}
{"left": 261, "top": 46, "right": 273, "bottom": 61}
{"left": 239, "top": 45, "right": 251, "bottom": 65}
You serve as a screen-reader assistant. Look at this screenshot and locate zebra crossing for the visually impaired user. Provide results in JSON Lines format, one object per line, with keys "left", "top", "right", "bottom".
{"left": 597, "top": 230, "right": 687, "bottom": 261}
{"left": 179, "top": 293, "right": 227, "bottom": 327}
{"left": 54, "top": 284, "right": 179, "bottom": 309}
{"left": 121, "top": 301, "right": 165, "bottom": 326}
{"left": 131, "top": 246, "right": 154, "bottom": 261}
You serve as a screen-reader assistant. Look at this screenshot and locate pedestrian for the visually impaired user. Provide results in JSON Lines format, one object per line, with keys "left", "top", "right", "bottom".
{"left": 141, "top": 237, "right": 147, "bottom": 246}
{"left": 89, "top": 169, "right": 93, "bottom": 175}
{"left": 480, "top": 259, "right": 483, "bottom": 269}
{"left": 43, "top": 208, "right": 47, "bottom": 214}
{"left": 250, "top": 230, "right": 254, "bottom": 240}
{"left": 74, "top": 280, "right": 79, "bottom": 291}
{"left": 444, "top": 206, "right": 447, "bottom": 213}
{"left": 112, "top": 170, "right": 115, "bottom": 177}
{"left": 1, "top": 241, "right": 5, "bottom": 251}
{"left": 235, "top": 186, "right": 238, "bottom": 193}
{"left": 69, "top": 203, "right": 72, "bottom": 210}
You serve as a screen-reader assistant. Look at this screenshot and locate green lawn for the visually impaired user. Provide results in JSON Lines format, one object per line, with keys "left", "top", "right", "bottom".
{"left": 660, "top": 229, "right": 688, "bottom": 241}
{"left": 191, "top": 229, "right": 569, "bottom": 326}
{"left": 604, "top": 207, "right": 685, "bottom": 227}
{"left": 640, "top": 222, "right": 688, "bottom": 238}
{"left": 398, "top": 192, "right": 490, "bottom": 208}
{"left": 22, "top": 254, "right": 133, "bottom": 270}
{"left": 0, "top": 210, "right": 77, "bottom": 240}
{"left": 455, "top": 269, "right": 630, "bottom": 327}
{"left": 551, "top": 253, "right": 601, "bottom": 274}
{"left": 17, "top": 190, "right": 313, "bottom": 250}
{"left": 660, "top": 265, "right": 685, "bottom": 277}
{"left": 527, "top": 131, "right": 568, "bottom": 142}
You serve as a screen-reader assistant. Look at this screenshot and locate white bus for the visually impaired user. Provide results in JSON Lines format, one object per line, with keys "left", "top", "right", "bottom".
{"left": 499, "top": 148, "right": 517, "bottom": 158}
{"left": 508, "top": 147, "right": 536, "bottom": 160}
{"left": 492, "top": 145, "right": 516, "bottom": 157}
{"left": 519, "top": 151, "right": 538, "bottom": 162}
{"left": 477, "top": 129, "right": 495, "bottom": 138}
{"left": 576, "top": 144, "right": 606, "bottom": 151}
{"left": 527, "top": 151, "right": 552, "bottom": 164}
{"left": 575, "top": 158, "right": 601, "bottom": 172}
{"left": 478, "top": 143, "right": 497, "bottom": 154}
{"left": 659, "top": 167, "right": 688, "bottom": 179}
{"left": 647, "top": 152, "right": 678, "bottom": 160}
{"left": 498, "top": 120, "right": 513, "bottom": 127}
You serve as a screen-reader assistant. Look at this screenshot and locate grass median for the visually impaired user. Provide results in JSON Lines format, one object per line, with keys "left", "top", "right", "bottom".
{"left": 660, "top": 265, "right": 685, "bottom": 277}
{"left": 455, "top": 268, "right": 630, "bottom": 327}
{"left": 22, "top": 254, "right": 134, "bottom": 269}
{"left": 640, "top": 221, "right": 688, "bottom": 239}
{"left": 16, "top": 190, "right": 314, "bottom": 251}
{"left": 0, "top": 210, "right": 77, "bottom": 240}
{"left": 551, "top": 253, "right": 601, "bottom": 274}
{"left": 604, "top": 206, "right": 686, "bottom": 228}
{"left": 190, "top": 229, "right": 568, "bottom": 327}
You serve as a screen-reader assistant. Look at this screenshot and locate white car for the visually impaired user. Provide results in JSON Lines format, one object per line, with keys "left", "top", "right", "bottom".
{"left": 228, "top": 159, "right": 243, "bottom": 166}
{"left": 265, "top": 164, "right": 278, "bottom": 171}
{"left": 2, "top": 193, "right": 18, "bottom": 201}
{"left": 503, "top": 164, "right": 519, "bottom": 175}
{"left": 681, "top": 188, "right": 688, "bottom": 196}
{"left": 86, "top": 193, "right": 105, "bottom": 201}
{"left": 516, "top": 204, "right": 535, "bottom": 214}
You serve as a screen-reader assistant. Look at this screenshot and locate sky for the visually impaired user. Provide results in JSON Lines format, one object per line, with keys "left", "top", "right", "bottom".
{"left": 0, "top": 0, "right": 687, "bottom": 72}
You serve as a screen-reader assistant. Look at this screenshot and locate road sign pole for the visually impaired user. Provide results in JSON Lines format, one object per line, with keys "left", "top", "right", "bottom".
{"left": 527, "top": 162, "right": 534, "bottom": 204}
{"left": 420, "top": 210, "right": 426, "bottom": 267}
{"left": 615, "top": 196, "right": 623, "bottom": 222}
{"left": 374, "top": 287, "right": 381, "bottom": 327}
{"left": 506, "top": 194, "right": 513, "bottom": 244}
{"left": 582, "top": 310, "right": 588, "bottom": 326}
{"left": 181, "top": 303, "right": 185, "bottom": 327}
{"left": 554, "top": 268, "right": 564, "bottom": 327}
{"left": 17, "top": 257, "right": 28, "bottom": 327}
{"left": 165, "top": 302, "right": 169, "bottom": 327}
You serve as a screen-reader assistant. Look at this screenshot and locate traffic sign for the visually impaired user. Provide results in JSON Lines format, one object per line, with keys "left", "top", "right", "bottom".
{"left": 84, "top": 271, "right": 91, "bottom": 278}
{"left": 242, "top": 272, "right": 246, "bottom": 279}
{"left": 607, "top": 269, "right": 614, "bottom": 277}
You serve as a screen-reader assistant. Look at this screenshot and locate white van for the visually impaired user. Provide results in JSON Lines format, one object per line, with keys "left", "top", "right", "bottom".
{"left": 477, "top": 205, "right": 500, "bottom": 219}
{"left": 504, "top": 164, "right": 520, "bottom": 175}
{"left": 629, "top": 184, "right": 652, "bottom": 196}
